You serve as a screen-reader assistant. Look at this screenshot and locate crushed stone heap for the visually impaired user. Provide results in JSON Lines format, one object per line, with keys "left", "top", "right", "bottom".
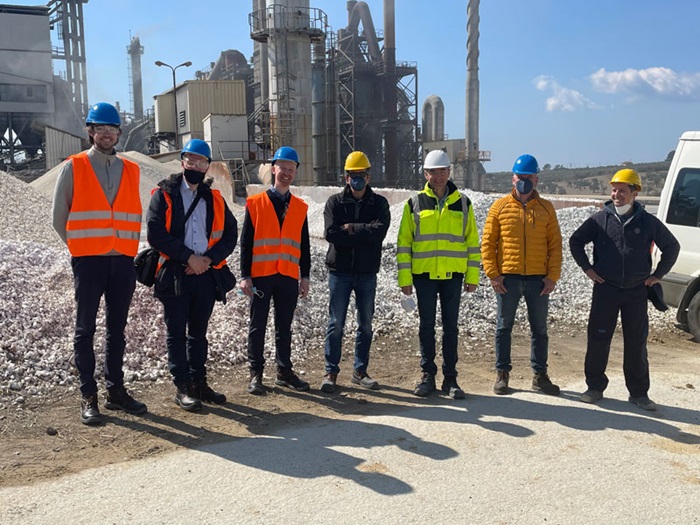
{"left": 0, "top": 167, "right": 678, "bottom": 404}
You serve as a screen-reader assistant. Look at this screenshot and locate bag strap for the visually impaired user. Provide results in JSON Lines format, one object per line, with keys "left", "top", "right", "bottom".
{"left": 183, "top": 193, "right": 202, "bottom": 225}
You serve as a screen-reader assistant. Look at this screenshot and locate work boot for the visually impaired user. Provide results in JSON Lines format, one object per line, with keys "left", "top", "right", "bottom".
{"left": 351, "top": 370, "right": 380, "bottom": 390}
{"left": 247, "top": 371, "right": 265, "bottom": 396}
{"left": 580, "top": 389, "right": 603, "bottom": 404}
{"left": 195, "top": 379, "right": 227, "bottom": 405}
{"left": 175, "top": 382, "right": 202, "bottom": 412}
{"left": 441, "top": 376, "right": 465, "bottom": 400}
{"left": 493, "top": 370, "right": 510, "bottom": 395}
{"left": 275, "top": 369, "right": 310, "bottom": 392}
{"left": 104, "top": 386, "right": 147, "bottom": 415}
{"left": 320, "top": 373, "right": 338, "bottom": 393}
{"left": 629, "top": 395, "right": 658, "bottom": 411}
{"left": 413, "top": 372, "right": 436, "bottom": 397}
{"left": 80, "top": 393, "right": 103, "bottom": 426}
{"left": 532, "top": 372, "right": 560, "bottom": 396}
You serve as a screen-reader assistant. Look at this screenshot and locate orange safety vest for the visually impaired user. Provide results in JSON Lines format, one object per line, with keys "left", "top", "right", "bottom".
{"left": 247, "top": 191, "right": 308, "bottom": 279}
{"left": 156, "top": 188, "right": 228, "bottom": 271}
{"left": 65, "top": 151, "right": 141, "bottom": 257}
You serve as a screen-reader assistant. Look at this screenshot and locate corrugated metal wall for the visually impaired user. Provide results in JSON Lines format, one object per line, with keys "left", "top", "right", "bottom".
{"left": 45, "top": 126, "right": 82, "bottom": 169}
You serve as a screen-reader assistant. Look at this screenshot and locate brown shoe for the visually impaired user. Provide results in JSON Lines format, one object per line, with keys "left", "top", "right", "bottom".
{"left": 493, "top": 370, "right": 510, "bottom": 395}
{"left": 320, "top": 373, "right": 338, "bottom": 393}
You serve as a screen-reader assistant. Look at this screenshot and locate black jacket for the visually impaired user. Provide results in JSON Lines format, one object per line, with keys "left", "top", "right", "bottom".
{"left": 146, "top": 174, "right": 238, "bottom": 298}
{"left": 569, "top": 201, "right": 679, "bottom": 288}
{"left": 324, "top": 185, "right": 390, "bottom": 274}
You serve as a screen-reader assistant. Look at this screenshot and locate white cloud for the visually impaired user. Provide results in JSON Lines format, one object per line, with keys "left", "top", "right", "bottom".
{"left": 534, "top": 75, "right": 601, "bottom": 112}
{"left": 590, "top": 67, "right": 700, "bottom": 99}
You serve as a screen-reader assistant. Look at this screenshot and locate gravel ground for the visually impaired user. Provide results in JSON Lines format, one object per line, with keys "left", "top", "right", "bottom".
{"left": 0, "top": 165, "right": 680, "bottom": 405}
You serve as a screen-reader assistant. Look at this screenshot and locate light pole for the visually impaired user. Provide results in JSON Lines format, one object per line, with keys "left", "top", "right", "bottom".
{"left": 155, "top": 60, "right": 192, "bottom": 149}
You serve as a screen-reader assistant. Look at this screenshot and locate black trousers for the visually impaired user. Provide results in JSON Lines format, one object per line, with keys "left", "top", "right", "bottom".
{"left": 71, "top": 255, "right": 136, "bottom": 396}
{"left": 159, "top": 272, "right": 217, "bottom": 386}
{"left": 585, "top": 282, "right": 650, "bottom": 397}
{"left": 247, "top": 273, "right": 298, "bottom": 373}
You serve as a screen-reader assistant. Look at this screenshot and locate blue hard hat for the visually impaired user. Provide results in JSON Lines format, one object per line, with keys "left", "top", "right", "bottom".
{"left": 85, "top": 102, "right": 121, "bottom": 126}
{"left": 181, "top": 139, "right": 212, "bottom": 161}
{"left": 271, "top": 146, "right": 300, "bottom": 166}
{"left": 513, "top": 154, "right": 540, "bottom": 175}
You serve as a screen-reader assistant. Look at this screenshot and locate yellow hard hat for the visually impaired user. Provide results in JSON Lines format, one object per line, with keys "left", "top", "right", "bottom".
{"left": 344, "top": 151, "right": 371, "bottom": 172}
{"left": 610, "top": 168, "right": 642, "bottom": 190}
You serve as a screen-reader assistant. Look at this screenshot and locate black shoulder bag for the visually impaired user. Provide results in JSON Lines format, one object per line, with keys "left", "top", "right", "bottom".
{"left": 135, "top": 193, "right": 202, "bottom": 287}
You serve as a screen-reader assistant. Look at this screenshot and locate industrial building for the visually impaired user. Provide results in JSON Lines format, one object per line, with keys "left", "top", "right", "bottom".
{"left": 1, "top": 0, "right": 488, "bottom": 190}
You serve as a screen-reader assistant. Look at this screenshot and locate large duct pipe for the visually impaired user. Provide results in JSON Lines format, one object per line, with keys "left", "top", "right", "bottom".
{"left": 345, "top": 1, "right": 382, "bottom": 61}
{"left": 465, "top": 0, "right": 482, "bottom": 190}
{"left": 312, "top": 39, "right": 327, "bottom": 183}
{"left": 383, "top": 0, "right": 397, "bottom": 184}
{"left": 422, "top": 95, "right": 445, "bottom": 142}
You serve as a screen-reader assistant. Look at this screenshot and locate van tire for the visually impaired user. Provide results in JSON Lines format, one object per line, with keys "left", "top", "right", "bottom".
{"left": 688, "top": 292, "right": 700, "bottom": 343}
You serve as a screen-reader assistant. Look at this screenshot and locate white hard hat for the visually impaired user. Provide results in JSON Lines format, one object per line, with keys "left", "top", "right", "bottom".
{"left": 423, "top": 150, "right": 451, "bottom": 170}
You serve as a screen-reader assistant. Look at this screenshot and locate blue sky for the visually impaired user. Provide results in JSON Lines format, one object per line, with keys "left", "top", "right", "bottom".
{"left": 11, "top": 0, "right": 700, "bottom": 172}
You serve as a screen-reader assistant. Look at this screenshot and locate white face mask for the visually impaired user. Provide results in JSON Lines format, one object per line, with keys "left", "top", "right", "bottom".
{"left": 615, "top": 204, "right": 632, "bottom": 216}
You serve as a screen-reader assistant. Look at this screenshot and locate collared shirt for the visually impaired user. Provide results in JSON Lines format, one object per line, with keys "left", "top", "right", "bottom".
{"left": 179, "top": 177, "right": 208, "bottom": 255}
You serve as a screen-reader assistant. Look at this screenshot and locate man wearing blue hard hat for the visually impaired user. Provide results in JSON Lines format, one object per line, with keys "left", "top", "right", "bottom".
{"left": 52, "top": 102, "right": 147, "bottom": 424}
{"left": 239, "top": 146, "right": 311, "bottom": 395}
{"left": 481, "top": 154, "right": 563, "bottom": 397}
{"left": 146, "top": 139, "right": 238, "bottom": 412}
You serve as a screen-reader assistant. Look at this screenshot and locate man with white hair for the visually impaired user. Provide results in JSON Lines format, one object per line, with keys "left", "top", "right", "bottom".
{"left": 396, "top": 150, "right": 480, "bottom": 399}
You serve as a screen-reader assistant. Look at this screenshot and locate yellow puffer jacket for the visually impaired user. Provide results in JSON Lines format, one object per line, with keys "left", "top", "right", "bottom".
{"left": 481, "top": 189, "right": 562, "bottom": 281}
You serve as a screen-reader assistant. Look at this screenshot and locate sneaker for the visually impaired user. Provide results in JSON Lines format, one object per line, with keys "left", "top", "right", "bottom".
{"left": 247, "top": 371, "right": 265, "bottom": 396}
{"left": 195, "top": 379, "right": 227, "bottom": 405}
{"left": 275, "top": 370, "right": 310, "bottom": 392}
{"left": 104, "top": 386, "right": 147, "bottom": 415}
{"left": 532, "top": 372, "right": 560, "bottom": 396}
{"left": 413, "top": 372, "right": 436, "bottom": 397}
{"left": 493, "top": 370, "right": 510, "bottom": 395}
{"left": 80, "top": 394, "right": 103, "bottom": 426}
{"left": 320, "top": 373, "right": 338, "bottom": 393}
{"left": 441, "top": 376, "right": 465, "bottom": 400}
{"left": 351, "top": 370, "right": 380, "bottom": 390}
{"left": 174, "top": 383, "right": 202, "bottom": 412}
{"left": 629, "top": 396, "right": 658, "bottom": 411}
{"left": 580, "top": 389, "right": 603, "bottom": 404}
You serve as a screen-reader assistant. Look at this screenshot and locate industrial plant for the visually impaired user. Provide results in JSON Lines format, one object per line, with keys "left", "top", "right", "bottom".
{"left": 0, "top": 0, "right": 489, "bottom": 190}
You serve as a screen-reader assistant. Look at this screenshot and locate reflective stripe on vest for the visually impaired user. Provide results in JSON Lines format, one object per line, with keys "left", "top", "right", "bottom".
{"left": 155, "top": 188, "right": 228, "bottom": 272}
{"left": 66, "top": 151, "right": 141, "bottom": 257}
{"left": 247, "top": 191, "right": 308, "bottom": 279}
{"left": 407, "top": 191, "right": 472, "bottom": 275}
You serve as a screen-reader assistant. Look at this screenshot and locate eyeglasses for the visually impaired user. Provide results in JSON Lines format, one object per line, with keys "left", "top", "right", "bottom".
{"left": 92, "top": 125, "right": 120, "bottom": 135}
{"left": 426, "top": 168, "right": 449, "bottom": 176}
{"left": 182, "top": 155, "right": 210, "bottom": 169}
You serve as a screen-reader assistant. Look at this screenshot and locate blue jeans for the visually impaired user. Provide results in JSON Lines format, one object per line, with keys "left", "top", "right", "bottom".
{"left": 495, "top": 275, "right": 549, "bottom": 373}
{"left": 414, "top": 274, "right": 463, "bottom": 377}
{"left": 324, "top": 271, "right": 377, "bottom": 374}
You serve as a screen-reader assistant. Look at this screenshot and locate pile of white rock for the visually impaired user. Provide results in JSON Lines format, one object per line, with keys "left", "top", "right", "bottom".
{"left": 0, "top": 167, "right": 678, "bottom": 404}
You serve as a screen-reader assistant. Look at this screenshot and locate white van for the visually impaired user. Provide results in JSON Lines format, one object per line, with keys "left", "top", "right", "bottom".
{"left": 654, "top": 131, "right": 700, "bottom": 341}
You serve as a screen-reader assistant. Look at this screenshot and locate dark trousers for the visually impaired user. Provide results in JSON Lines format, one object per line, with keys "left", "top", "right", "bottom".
{"left": 413, "top": 274, "right": 462, "bottom": 377}
{"left": 159, "top": 272, "right": 217, "bottom": 386}
{"left": 247, "top": 273, "right": 299, "bottom": 373}
{"left": 585, "top": 282, "right": 650, "bottom": 397}
{"left": 71, "top": 255, "right": 136, "bottom": 396}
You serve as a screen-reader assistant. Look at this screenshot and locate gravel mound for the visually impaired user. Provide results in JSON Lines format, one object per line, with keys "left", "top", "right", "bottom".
{"left": 1, "top": 167, "right": 679, "bottom": 404}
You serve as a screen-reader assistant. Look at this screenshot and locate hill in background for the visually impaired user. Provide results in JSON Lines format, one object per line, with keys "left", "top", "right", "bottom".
{"left": 485, "top": 160, "right": 671, "bottom": 197}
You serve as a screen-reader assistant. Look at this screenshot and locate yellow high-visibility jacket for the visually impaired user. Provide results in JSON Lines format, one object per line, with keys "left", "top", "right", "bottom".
{"left": 396, "top": 181, "right": 480, "bottom": 287}
{"left": 481, "top": 189, "right": 562, "bottom": 281}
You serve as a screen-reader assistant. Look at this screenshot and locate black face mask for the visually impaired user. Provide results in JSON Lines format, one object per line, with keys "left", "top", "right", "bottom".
{"left": 183, "top": 168, "right": 205, "bottom": 185}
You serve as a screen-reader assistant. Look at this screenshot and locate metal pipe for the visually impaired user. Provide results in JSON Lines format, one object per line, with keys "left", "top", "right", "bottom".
{"left": 383, "top": 0, "right": 397, "bottom": 184}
